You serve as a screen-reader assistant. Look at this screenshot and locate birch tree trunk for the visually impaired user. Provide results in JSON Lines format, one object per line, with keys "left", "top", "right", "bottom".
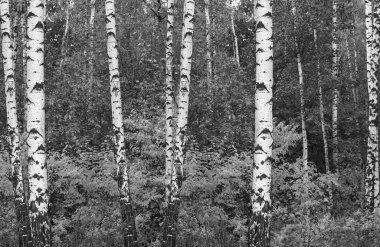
{"left": 365, "top": 0, "right": 377, "bottom": 210}
{"left": 1, "top": 0, "right": 31, "bottom": 245}
{"left": 163, "top": 0, "right": 177, "bottom": 245}
{"left": 368, "top": 0, "right": 380, "bottom": 209}
{"left": 250, "top": 0, "right": 273, "bottom": 246}
{"left": 332, "top": 0, "right": 339, "bottom": 170}
{"left": 26, "top": 0, "right": 51, "bottom": 245}
{"left": 314, "top": 29, "right": 329, "bottom": 173}
{"left": 163, "top": 1, "right": 195, "bottom": 246}
{"left": 59, "top": 0, "right": 73, "bottom": 69}
{"left": 230, "top": 7, "right": 240, "bottom": 67}
{"left": 105, "top": 0, "right": 138, "bottom": 246}
{"left": 291, "top": 2, "right": 308, "bottom": 171}
{"left": 89, "top": 0, "right": 96, "bottom": 86}
{"left": 205, "top": 0, "right": 212, "bottom": 85}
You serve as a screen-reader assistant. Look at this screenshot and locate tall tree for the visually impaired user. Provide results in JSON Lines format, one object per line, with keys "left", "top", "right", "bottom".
{"left": 250, "top": 0, "right": 273, "bottom": 246}
{"left": 26, "top": 0, "right": 51, "bottom": 245}
{"left": 229, "top": 1, "right": 240, "bottom": 67}
{"left": 373, "top": 0, "right": 380, "bottom": 209}
{"left": 59, "top": 0, "right": 74, "bottom": 69}
{"left": 332, "top": 0, "right": 339, "bottom": 169}
{"left": 1, "top": 0, "right": 31, "bottom": 245}
{"left": 89, "top": 0, "right": 96, "bottom": 86}
{"left": 105, "top": 0, "right": 138, "bottom": 246}
{"left": 365, "top": 0, "right": 380, "bottom": 209}
{"left": 163, "top": 0, "right": 195, "bottom": 246}
{"left": 291, "top": 0, "right": 308, "bottom": 170}
{"left": 205, "top": 0, "right": 212, "bottom": 85}
{"left": 364, "top": 0, "right": 377, "bottom": 210}
{"left": 163, "top": 0, "right": 177, "bottom": 245}
{"left": 313, "top": 29, "right": 329, "bottom": 172}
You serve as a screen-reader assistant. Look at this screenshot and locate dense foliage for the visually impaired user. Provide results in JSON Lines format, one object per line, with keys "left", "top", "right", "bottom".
{"left": 0, "top": 0, "right": 377, "bottom": 246}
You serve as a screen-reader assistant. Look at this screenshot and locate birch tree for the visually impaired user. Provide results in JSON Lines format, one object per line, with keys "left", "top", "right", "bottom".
{"left": 228, "top": 0, "right": 240, "bottom": 67}
{"left": 250, "top": 0, "right": 273, "bottom": 246}
{"left": 314, "top": 29, "right": 329, "bottom": 172}
{"left": 291, "top": 0, "right": 308, "bottom": 170}
{"left": 1, "top": 0, "right": 31, "bottom": 245}
{"left": 163, "top": 0, "right": 177, "bottom": 245}
{"left": 163, "top": 0, "right": 195, "bottom": 246}
{"left": 332, "top": 0, "right": 339, "bottom": 168}
{"left": 205, "top": 0, "right": 212, "bottom": 84}
{"left": 26, "top": 0, "right": 51, "bottom": 245}
{"left": 89, "top": 0, "right": 96, "bottom": 85}
{"left": 373, "top": 0, "right": 380, "bottom": 209}
{"left": 365, "top": 0, "right": 380, "bottom": 209}
{"left": 105, "top": 0, "right": 138, "bottom": 245}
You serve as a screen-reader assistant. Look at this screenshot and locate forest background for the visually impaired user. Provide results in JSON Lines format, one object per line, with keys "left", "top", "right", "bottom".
{"left": 0, "top": 0, "right": 379, "bottom": 246}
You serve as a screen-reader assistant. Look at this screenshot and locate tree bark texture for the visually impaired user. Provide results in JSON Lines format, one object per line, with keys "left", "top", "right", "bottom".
{"left": 163, "top": 0, "right": 195, "bottom": 246}
{"left": 313, "top": 29, "right": 329, "bottom": 173}
{"left": 230, "top": 7, "right": 240, "bottom": 67}
{"left": 291, "top": 1, "right": 308, "bottom": 171}
{"left": 365, "top": 0, "right": 379, "bottom": 210}
{"left": 1, "top": 0, "right": 31, "bottom": 245}
{"left": 26, "top": 0, "right": 51, "bottom": 246}
{"left": 332, "top": 0, "right": 339, "bottom": 170}
{"left": 162, "top": 0, "right": 177, "bottom": 246}
{"left": 250, "top": 0, "right": 273, "bottom": 246}
{"left": 105, "top": 0, "right": 138, "bottom": 246}
{"left": 205, "top": 0, "right": 212, "bottom": 85}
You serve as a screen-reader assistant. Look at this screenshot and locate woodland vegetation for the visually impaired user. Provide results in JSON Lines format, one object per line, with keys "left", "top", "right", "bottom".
{"left": 1, "top": 0, "right": 380, "bottom": 246}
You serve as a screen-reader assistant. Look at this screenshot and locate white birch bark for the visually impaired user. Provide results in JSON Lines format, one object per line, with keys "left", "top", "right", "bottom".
{"left": 314, "top": 29, "right": 329, "bottom": 173}
{"left": 59, "top": 0, "right": 73, "bottom": 69}
{"left": 105, "top": 0, "right": 138, "bottom": 245}
{"left": 205, "top": 0, "right": 212, "bottom": 84}
{"left": 365, "top": 0, "right": 378, "bottom": 210}
{"left": 163, "top": 0, "right": 177, "bottom": 245}
{"left": 163, "top": 0, "right": 195, "bottom": 246}
{"left": 26, "top": 0, "right": 51, "bottom": 245}
{"left": 1, "top": 0, "right": 31, "bottom": 245}
{"left": 332, "top": 0, "right": 339, "bottom": 169}
{"left": 291, "top": 2, "right": 308, "bottom": 171}
{"left": 250, "top": 0, "right": 273, "bottom": 246}
{"left": 371, "top": 0, "right": 380, "bottom": 208}
{"left": 230, "top": 7, "right": 240, "bottom": 67}
{"left": 89, "top": 0, "right": 96, "bottom": 85}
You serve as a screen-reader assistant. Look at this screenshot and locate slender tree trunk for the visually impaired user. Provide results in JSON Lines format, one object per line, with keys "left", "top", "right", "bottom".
{"left": 313, "top": 29, "right": 329, "bottom": 173}
{"left": 163, "top": 1, "right": 195, "bottom": 246}
{"left": 21, "top": 6, "right": 28, "bottom": 130}
{"left": 1, "top": 0, "right": 31, "bottom": 246}
{"left": 26, "top": 0, "right": 51, "bottom": 246}
{"left": 365, "top": 0, "right": 377, "bottom": 210}
{"left": 205, "top": 0, "right": 212, "bottom": 85}
{"left": 230, "top": 7, "right": 240, "bottom": 67}
{"left": 105, "top": 0, "right": 138, "bottom": 246}
{"left": 59, "top": 0, "right": 73, "bottom": 69}
{"left": 89, "top": 0, "right": 96, "bottom": 86}
{"left": 250, "top": 0, "right": 273, "bottom": 246}
{"left": 291, "top": 2, "right": 308, "bottom": 170}
{"left": 371, "top": 0, "right": 380, "bottom": 209}
{"left": 162, "top": 0, "right": 177, "bottom": 245}
{"left": 332, "top": 0, "right": 339, "bottom": 170}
